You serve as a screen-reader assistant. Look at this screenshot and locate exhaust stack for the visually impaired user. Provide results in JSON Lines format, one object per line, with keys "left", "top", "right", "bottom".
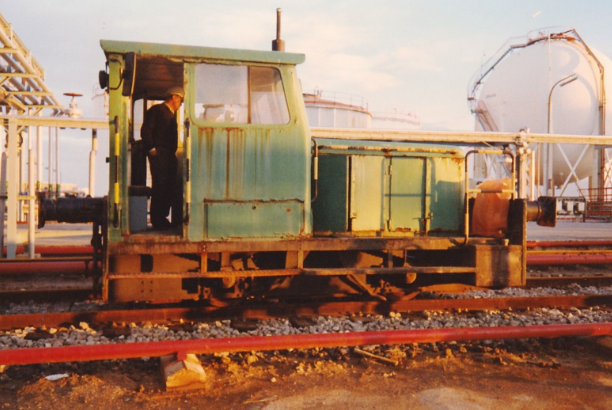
{"left": 272, "top": 8, "right": 285, "bottom": 51}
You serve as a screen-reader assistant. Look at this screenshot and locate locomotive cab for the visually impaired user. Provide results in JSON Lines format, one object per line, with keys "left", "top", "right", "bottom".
{"left": 101, "top": 40, "right": 311, "bottom": 242}
{"left": 99, "top": 40, "right": 316, "bottom": 302}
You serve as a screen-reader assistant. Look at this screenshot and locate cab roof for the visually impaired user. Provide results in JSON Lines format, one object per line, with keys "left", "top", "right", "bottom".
{"left": 100, "top": 40, "right": 305, "bottom": 65}
{"left": 101, "top": 40, "right": 305, "bottom": 101}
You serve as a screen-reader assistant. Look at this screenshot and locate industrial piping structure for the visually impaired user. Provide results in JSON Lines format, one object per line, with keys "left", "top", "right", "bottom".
{"left": 0, "top": 12, "right": 108, "bottom": 259}
{"left": 467, "top": 27, "right": 612, "bottom": 204}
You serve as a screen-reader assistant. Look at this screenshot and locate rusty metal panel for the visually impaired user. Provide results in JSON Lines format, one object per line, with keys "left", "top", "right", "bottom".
{"left": 194, "top": 127, "right": 308, "bottom": 200}
{"left": 475, "top": 245, "right": 523, "bottom": 287}
{"left": 107, "top": 236, "right": 485, "bottom": 255}
{"left": 186, "top": 63, "right": 311, "bottom": 241}
{"left": 388, "top": 155, "right": 463, "bottom": 234}
{"left": 387, "top": 155, "right": 464, "bottom": 234}
{"left": 204, "top": 201, "right": 304, "bottom": 239}
{"left": 110, "top": 278, "right": 199, "bottom": 302}
{"left": 350, "top": 155, "right": 386, "bottom": 231}
{"left": 312, "top": 155, "right": 349, "bottom": 232}
{"left": 313, "top": 139, "right": 464, "bottom": 236}
{"left": 388, "top": 157, "right": 425, "bottom": 232}
{"left": 429, "top": 156, "right": 464, "bottom": 232}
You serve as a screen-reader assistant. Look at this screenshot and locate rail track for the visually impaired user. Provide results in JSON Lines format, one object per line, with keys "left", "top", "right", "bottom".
{"left": 2, "top": 240, "right": 612, "bottom": 377}
{"left": 2, "top": 285, "right": 612, "bottom": 331}
{"left": 1, "top": 239, "right": 612, "bottom": 331}
{"left": 2, "top": 322, "right": 612, "bottom": 367}
{"left": 2, "top": 291, "right": 612, "bottom": 371}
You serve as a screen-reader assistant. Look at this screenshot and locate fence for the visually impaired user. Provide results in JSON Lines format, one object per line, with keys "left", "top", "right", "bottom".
{"left": 583, "top": 187, "right": 612, "bottom": 220}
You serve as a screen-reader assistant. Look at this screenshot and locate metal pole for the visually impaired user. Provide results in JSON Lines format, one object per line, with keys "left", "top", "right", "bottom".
{"left": 6, "top": 117, "right": 18, "bottom": 258}
{"left": 17, "top": 126, "right": 23, "bottom": 222}
{"left": 36, "top": 121, "right": 42, "bottom": 193}
{"left": 536, "top": 143, "right": 541, "bottom": 196}
{"left": 48, "top": 126, "right": 52, "bottom": 198}
{"left": 27, "top": 122, "right": 35, "bottom": 258}
{"left": 516, "top": 130, "right": 528, "bottom": 199}
{"left": 547, "top": 74, "right": 578, "bottom": 196}
{"left": 547, "top": 144, "right": 553, "bottom": 196}
{"left": 55, "top": 127, "right": 60, "bottom": 198}
{"left": 547, "top": 89, "right": 554, "bottom": 196}
{"left": 89, "top": 129, "right": 97, "bottom": 197}
{"left": 0, "top": 124, "right": 5, "bottom": 259}
{"left": 530, "top": 148, "right": 536, "bottom": 200}
{"left": 517, "top": 151, "right": 527, "bottom": 199}
{"left": 271, "top": 8, "right": 285, "bottom": 52}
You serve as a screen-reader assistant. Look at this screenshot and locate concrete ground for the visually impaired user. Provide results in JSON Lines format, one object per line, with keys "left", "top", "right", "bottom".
{"left": 10, "top": 222, "right": 93, "bottom": 247}
{"left": 528, "top": 220, "right": 612, "bottom": 241}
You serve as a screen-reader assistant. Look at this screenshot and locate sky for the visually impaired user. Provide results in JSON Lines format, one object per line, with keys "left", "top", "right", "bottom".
{"left": 3, "top": 0, "right": 612, "bottom": 193}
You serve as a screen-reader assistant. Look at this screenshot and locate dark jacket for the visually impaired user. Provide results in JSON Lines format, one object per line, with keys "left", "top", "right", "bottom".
{"left": 140, "top": 103, "right": 178, "bottom": 154}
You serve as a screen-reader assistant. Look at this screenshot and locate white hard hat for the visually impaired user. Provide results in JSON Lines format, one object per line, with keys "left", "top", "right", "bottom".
{"left": 166, "top": 86, "right": 184, "bottom": 99}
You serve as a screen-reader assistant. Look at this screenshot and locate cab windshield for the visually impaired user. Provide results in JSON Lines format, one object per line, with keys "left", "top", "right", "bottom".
{"left": 194, "top": 63, "right": 290, "bottom": 124}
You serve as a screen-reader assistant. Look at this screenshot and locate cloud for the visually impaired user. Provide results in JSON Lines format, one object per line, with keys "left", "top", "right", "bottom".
{"left": 287, "top": 14, "right": 368, "bottom": 54}
{"left": 300, "top": 52, "right": 398, "bottom": 93}
{"left": 384, "top": 46, "right": 445, "bottom": 72}
{"left": 287, "top": 14, "right": 441, "bottom": 96}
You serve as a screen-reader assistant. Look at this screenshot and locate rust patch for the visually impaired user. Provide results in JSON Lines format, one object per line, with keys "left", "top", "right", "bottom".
{"left": 451, "top": 156, "right": 465, "bottom": 165}
{"left": 225, "top": 131, "right": 230, "bottom": 198}
{"left": 391, "top": 228, "right": 417, "bottom": 233}
{"left": 197, "top": 127, "right": 216, "bottom": 195}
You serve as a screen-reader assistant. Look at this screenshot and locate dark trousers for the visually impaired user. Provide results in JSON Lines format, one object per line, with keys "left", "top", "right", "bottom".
{"left": 149, "top": 149, "right": 177, "bottom": 228}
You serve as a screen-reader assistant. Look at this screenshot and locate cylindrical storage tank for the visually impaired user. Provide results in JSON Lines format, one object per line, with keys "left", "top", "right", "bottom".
{"left": 468, "top": 28, "right": 612, "bottom": 187}
{"left": 370, "top": 110, "right": 421, "bottom": 131}
{"left": 304, "top": 91, "right": 372, "bottom": 129}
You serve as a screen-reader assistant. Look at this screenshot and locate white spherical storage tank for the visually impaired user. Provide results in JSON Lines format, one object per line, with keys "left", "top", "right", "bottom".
{"left": 468, "top": 28, "right": 612, "bottom": 188}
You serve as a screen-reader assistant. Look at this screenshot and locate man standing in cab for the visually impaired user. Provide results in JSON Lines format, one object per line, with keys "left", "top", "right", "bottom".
{"left": 141, "top": 86, "right": 184, "bottom": 230}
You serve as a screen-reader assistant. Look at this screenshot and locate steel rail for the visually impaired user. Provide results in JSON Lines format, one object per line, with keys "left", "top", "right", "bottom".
{"left": 527, "top": 240, "right": 612, "bottom": 248}
{"left": 527, "top": 253, "right": 612, "bottom": 265}
{"left": 526, "top": 276, "right": 612, "bottom": 288}
{"left": 2, "top": 245, "right": 94, "bottom": 256}
{"left": 0, "top": 260, "right": 91, "bottom": 275}
{"left": 0, "top": 285, "right": 92, "bottom": 297}
{"left": 529, "top": 249, "right": 612, "bottom": 255}
{"left": 1, "top": 322, "right": 612, "bottom": 366}
{"left": 2, "top": 293, "right": 612, "bottom": 331}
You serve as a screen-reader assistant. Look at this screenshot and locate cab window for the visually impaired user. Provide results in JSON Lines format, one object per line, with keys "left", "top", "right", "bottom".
{"left": 194, "top": 63, "right": 289, "bottom": 124}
